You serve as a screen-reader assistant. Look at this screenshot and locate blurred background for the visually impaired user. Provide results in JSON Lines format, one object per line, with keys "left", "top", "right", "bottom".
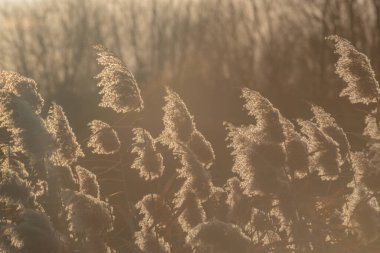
{"left": 0, "top": 0, "right": 378, "bottom": 185}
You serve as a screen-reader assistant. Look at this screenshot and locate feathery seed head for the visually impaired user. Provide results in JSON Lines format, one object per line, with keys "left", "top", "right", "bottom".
{"left": 135, "top": 194, "right": 171, "bottom": 229}
{"left": 160, "top": 88, "right": 196, "bottom": 147}
{"left": 281, "top": 117, "right": 310, "bottom": 178}
{"left": 187, "top": 130, "right": 215, "bottom": 169}
{"left": 327, "top": 35, "right": 380, "bottom": 104}
{"left": 174, "top": 190, "right": 206, "bottom": 232}
{"left": 61, "top": 189, "right": 114, "bottom": 236}
{"left": 87, "top": 120, "right": 121, "bottom": 155}
{"left": 311, "top": 105, "right": 350, "bottom": 159}
{"left": 178, "top": 152, "right": 212, "bottom": 201}
{"left": 46, "top": 103, "right": 84, "bottom": 165}
{"left": 0, "top": 92, "right": 52, "bottom": 158}
{"left": 241, "top": 88, "right": 285, "bottom": 143}
{"left": 76, "top": 166, "right": 100, "bottom": 198}
{"left": 94, "top": 45, "right": 143, "bottom": 113}
{"left": 131, "top": 128, "right": 164, "bottom": 180}
{"left": 298, "top": 119, "right": 342, "bottom": 180}
{"left": 0, "top": 71, "right": 44, "bottom": 114}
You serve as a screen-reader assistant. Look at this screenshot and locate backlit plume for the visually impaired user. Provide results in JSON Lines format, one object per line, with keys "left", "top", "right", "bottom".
{"left": 160, "top": 88, "right": 215, "bottom": 167}
{"left": 160, "top": 88, "right": 196, "bottom": 148}
{"left": 297, "top": 119, "right": 341, "bottom": 180}
{"left": 327, "top": 35, "right": 380, "bottom": 105}
{"left": 225, "top": 89, "right": 288, "bottom": 195}
{"left": 46, "top": 103, "right": 84, "bottom": 165}
{"left": 131, "top": 128, "right": 164, "bottom": 180}
{"left": 94, "top": 45, "right": 143, "bottom": 113}
{"left": 87, "top": 120, "right": 121, "bottom": 155}
{"left": 241, "top": 87, "right": 285, "bottom": 143}
{"left": 311, "top": 105, "right": 350, "bottom": 159}
{"left": 76, "top": 166, "right": 100, "bottom": 199}
{"left": 0, "top": 71, "right": 44, "bottom": 113}
{"left": 0, "top": 92, "right": 52, "bottom": 157}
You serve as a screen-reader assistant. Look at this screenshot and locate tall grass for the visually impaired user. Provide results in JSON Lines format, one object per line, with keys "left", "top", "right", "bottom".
{"left": 1, "top": 35, "right": 380, "bottom": 253}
